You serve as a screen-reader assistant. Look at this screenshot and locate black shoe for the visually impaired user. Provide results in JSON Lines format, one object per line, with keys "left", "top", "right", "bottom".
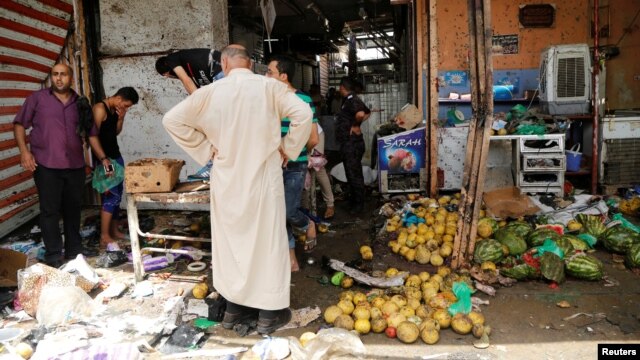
{"left": 65, "top": 248, "right": 99, "bottom": 260}
{"left": 221, "top": 309, "right": 259, "bottom": 330}
{"left": 256, "top": 308, "right": 292, "bottom": 335}
{"left": 44, "top": 259, "right": 65, "bottom": 268}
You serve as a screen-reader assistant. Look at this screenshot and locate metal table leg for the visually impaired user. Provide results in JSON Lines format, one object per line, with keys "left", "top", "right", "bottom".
{"left": 126, "top": 194, "right": 145, "bottom": 282}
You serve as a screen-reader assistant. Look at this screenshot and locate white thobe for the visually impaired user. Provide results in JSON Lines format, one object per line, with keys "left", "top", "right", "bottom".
{"left": 162, "top": 68, "right": 312, "bottom": 310}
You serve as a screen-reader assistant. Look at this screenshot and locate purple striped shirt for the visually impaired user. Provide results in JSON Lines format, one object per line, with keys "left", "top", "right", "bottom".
{"left": 13, "top": 88, "right": 97, "bottom": 169}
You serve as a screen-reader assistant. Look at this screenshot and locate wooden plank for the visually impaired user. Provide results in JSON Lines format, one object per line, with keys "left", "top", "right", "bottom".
{"left": 0, "top": 106, "right": 22, "bottom": 116}
{"left": 0, "top": 18, "right": 66, "bottom": 46}
{"left": 0, "top": 198, "right": 39, "bottom": 224}
{"left": 72, "top": 0, "right": 92, "bottom": 100}
{"left": 1, "top": 1, "right": 69, "bottom": 29}
{"left": 428, "top": 0, "right": 439, "bottom": 197}
{"left": 0, "top": 154, "right": 20, "bottom": 171}
{"left": 0, "top": 171, "right": 33, "bottom": 192}
{"left": 0, "top": 54, "right": 51, "bottom": 74}
{"left": 0, "top": 187, "right": 37, "bottom": 209}
{"left": 0, "top": 72, "right": 42, "bottom": 83}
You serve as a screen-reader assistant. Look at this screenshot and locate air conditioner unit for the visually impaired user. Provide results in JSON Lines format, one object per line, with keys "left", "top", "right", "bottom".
{"left": 538, "top": 44, "right": 592, "bottom": 115}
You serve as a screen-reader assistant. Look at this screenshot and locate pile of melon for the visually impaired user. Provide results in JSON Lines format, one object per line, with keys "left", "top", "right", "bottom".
{"left": 322, "top": 267, "right": 489, "bottom": 345}
{"left": 383, "top": 195, "right": 463, "bottom": 265}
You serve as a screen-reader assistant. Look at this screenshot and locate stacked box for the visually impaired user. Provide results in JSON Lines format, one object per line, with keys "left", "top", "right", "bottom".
{"left": 125, "top": 158, "right": 184, "bottom": 193}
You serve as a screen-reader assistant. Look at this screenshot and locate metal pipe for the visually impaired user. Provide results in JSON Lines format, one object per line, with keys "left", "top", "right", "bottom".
{"left": 592, "top": 0, "right": 600, "bottom": 194}
{"left": 136, "top": 228, "right": 211, "bottom": 243}
{"left": 142, "top": 247, "right": 211, "bottom": 258}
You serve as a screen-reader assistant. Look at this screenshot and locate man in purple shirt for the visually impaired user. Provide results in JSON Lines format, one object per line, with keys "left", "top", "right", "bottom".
{"left": 13, "top": 63, "right": 102, "bottom": 267}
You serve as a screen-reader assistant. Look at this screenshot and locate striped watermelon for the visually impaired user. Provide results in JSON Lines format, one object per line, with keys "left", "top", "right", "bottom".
{"left": 625, "top": 243, "right": 640, "bottom": 268}
{"left": 503, "top": 221, "right": 532, "bottom": 238}
{"left": 554, "top": 236, "right": 575, "bottom": 257}
{"left": 540, "top": 252, "right": 565, "bottom": 283}
{"left": 602, "top": 226, "right": 640, "bottom": 254}
{"left": 562, "top": 234, "right": 589, "bottom": 251}
{"left": 473, "top": 239, "right": 504, "bottom": 264}
{"left": 565, "top": 252, "right": 604, "bottom": 281}
{"left": 526, "top": 228, "right": 560, "bottom": 248}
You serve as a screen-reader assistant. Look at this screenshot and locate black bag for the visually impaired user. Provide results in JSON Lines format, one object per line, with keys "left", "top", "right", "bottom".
{"left": 205, "top": 292, "right": 227, "bottom": 322}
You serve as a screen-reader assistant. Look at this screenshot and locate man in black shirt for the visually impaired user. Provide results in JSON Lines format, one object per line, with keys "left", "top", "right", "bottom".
{"left": 155, "top": 48, "right": 223, "bottom": 94}
{"left": 335, "top": 77, "right": 371, "bottom": 214}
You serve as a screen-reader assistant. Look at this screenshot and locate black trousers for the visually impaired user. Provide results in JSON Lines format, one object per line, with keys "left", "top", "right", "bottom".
{"left": 339, "top": 134, "right": 366, "bottom": 207}
{"left": 33, "top": 165, "right": 85, "bottom": 262}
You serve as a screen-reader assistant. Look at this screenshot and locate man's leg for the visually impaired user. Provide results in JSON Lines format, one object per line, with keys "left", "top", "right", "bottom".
{"left": 284, "top": 162, "right": 315, "bottom": 253}
{"left": 61, "top": 168, "right": 86, "bottom": 258}
{"left": 342, "top": 135, "right": 366, "bottom": 213}
{"left": 33, "top": 166, "right": 64, "bottom": 265}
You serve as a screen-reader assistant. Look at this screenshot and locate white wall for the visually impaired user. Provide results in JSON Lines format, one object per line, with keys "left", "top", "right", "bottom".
{"left": 99, "top": 0, "right": 228, "bottom": 177}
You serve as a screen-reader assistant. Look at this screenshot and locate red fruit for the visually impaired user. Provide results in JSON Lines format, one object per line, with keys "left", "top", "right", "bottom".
{"left": 385, "top": 326, "right": 397, "bottom": 338}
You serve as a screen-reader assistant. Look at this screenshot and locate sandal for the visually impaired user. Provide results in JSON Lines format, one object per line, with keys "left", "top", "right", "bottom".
{"left": 303, "top": 236, "right": 317, "bottom": 253}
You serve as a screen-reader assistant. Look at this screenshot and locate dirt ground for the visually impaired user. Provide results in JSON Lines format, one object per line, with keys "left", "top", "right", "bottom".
{"left": 3, "top": 195, "right": 640, "bottom": 359}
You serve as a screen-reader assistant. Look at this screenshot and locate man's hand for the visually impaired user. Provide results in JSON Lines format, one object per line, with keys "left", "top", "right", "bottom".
{"left": 278, "top": 146, "right": 289, "bottom": 167}
{"left": 349, "top": 125, "right": 362, "bottom": 136}
{"left": 115, "top": 105, "right": 127, "bottom": 121}
{"left": 102, "top": 158, "right": 114, "bottom": 177}
{"left": 20, "top": 151, "right": 37, "bottom": 172}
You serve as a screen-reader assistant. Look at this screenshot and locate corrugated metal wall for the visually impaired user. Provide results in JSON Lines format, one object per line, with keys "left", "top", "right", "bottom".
{"left": 0, "top": 0, "right": 75, "bottom": 238}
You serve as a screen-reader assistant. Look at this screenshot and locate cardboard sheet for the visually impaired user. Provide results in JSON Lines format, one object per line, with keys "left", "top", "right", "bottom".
{"left": 483, "top": 187, "right": 540, "bottom": 219}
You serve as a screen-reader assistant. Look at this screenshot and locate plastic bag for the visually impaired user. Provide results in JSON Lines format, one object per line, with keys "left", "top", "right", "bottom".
{"left": 18, "top": 264, "right": 77, "bottom": 316}
{"left": 252, "top": 337, "right": 290, "bottom": 360}
{"left": 515, "top": 124, "right": 546, "bottom": 135}
{"left": 612, "top": 213, "right": 640, "bottom": 234}
{"left": 448, "top": 281, "right": 473, "bottom": 316}
{"left": 35, "top": 285, "right": 95, "bottom": 327}
{"left": 289, "top": 328, "right": 366, "bottom": 360}
{"left": 577, "top": 233, "right": 597, "bottom": 248}
{"left": 95, "top": 250, "right": 128, "bottom": 268}
{"left": 91, "top": 159, "right": 124, "bottom": 193}
{"left": 535, "top": 238, "right": 564, "bottom": 260}
{"left": 59, "top": 254, "right": 100, "bottom": 290}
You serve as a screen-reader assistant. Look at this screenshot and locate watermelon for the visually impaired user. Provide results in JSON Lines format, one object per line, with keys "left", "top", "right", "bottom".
{"left": 540, "top": 252, "right": 565, "bottom": 283}
{"left": 500, "top": 263, "right": 538, "bottom": 280}
{"left": 554, "top": 236, "right": 575, "bottom": 256}
{"left": 625, "top": 243, "right": 640, "bottom": 268}
{"left": 503, "top": 221, "right": 532, "bottom": 238}
{"left": 565, "top": 252, "right": 604, "bottom": 280}
{"left": 562, "top": 234, "right": 589, "bottom": 251}
{"left": 477, "top": 218, "right": 499, "bottom": 238}
{"left": 473, "top": 239, "right": 504, "bottom": 264}
{"left": 576, "top": 214, "right": 607, "bottom": 240}
{"left": 601, "top": 225, "right": 640, "bottom": 254}
{"left": 526, "top": 228, "right": 560, "bottom": 248}
{"left": 495, "top": 229, "right": 528, "bottom": 256}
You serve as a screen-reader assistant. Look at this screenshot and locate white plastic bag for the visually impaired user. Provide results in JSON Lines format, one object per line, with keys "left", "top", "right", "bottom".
{"left": 36, "top": 285, "right": 96, "bottom": 327}
{"left": 289, "top": 328, "right": 366, "bottom": 360}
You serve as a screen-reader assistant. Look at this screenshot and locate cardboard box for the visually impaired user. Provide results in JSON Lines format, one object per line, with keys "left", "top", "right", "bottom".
{"left": 0, "top": 248, "right": 28, "bottom": 287}
{"left": 125, "top": 158, "right": 184, "bottom": 193}
{"left": 394, "top": 103, "right": 423, "bottom": 130}
{"left": 483, "top": 187, "right": 541, "bottom": 219}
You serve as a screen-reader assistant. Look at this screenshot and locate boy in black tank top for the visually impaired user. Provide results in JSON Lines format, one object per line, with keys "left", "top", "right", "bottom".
{"left": 88, "top": 87, "right": 139, "bottom": 249}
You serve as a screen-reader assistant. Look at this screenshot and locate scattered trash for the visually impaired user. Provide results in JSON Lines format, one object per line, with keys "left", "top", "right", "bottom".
{"left": 328, "top": 259, "right": 407, "bottom": 288}
{"left": 60, "top": 255, "right": 101, "bottom": 290}
{"left": 97, "top": 282, "right": 128, "bottom": 302}
{"left": 159, "top": 324, "right": 204, "bottom": 354}
{"left": 474, "top": 282, "right": 496, "bottom": 297}
{"left": 193, "top": 318, "right": 217, "bottom": 330}
{"left": 131, "top": 281, "right": 154, "bottom": 298}
{"left": 186, "top": 261, "right": 206, "bottom": 272}
{"left": 603, "top": 276, "right": 620, "bottom": 287}
{"left": 95, "top": 250, "right": 129, "bottom": 268}
{"left": 473, "top": 332, "right": 490, "bottom": 349}
{"left": 251, "top": 337, "right": 290, "bottom": 360}
{"left": 556, "top": 300, "right": 571, "bottom": 308}
{"left": 186, "top": 299, "right": 209, "bottom": 318}
{"left": 35, "top": 285, "right": 95, "bottom": 327}
{"left": 160, "top": 348, "right": 246, "bottom": 359}
{"left": 289, "top": 328, "right": 366, "bottom": 360}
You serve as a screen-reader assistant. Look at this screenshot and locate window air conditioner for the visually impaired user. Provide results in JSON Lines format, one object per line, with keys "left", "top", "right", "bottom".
{"left": 538, "top": 44, "right": 592, "bottom": 115}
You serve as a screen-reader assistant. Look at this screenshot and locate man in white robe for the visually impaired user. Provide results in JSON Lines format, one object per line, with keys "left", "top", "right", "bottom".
{"left": 162, "top": 45, "right": 312, "bottom": 334}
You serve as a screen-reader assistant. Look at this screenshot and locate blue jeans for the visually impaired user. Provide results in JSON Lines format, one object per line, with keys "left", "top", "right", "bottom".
{"left": 284, "top": 161, "right": 309, "bottom": 249}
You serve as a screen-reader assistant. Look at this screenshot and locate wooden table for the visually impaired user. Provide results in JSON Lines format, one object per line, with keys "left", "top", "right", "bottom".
{"left": 126, "top": 182, "right": 211, "bottom": 282}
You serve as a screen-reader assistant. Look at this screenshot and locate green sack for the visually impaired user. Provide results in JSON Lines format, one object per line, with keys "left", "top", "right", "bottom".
{"left": 612, "top": 213, "right": 640, "bottom": 234}
{"left": 91, "top": 159, "right": 125, "bottom": 193}
{"left": 448, "top": 281, "right": 474, "bottom": 316}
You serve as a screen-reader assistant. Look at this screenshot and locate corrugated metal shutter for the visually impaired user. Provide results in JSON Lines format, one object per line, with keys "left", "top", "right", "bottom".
{"left": 319, "top": 54, "right": 328, "bottom": 96}
{"left": 0, "top": 0, "right": 74, "bottom": 238}
{"left": 302, "top": 63, "right": 313, "bottom": 92}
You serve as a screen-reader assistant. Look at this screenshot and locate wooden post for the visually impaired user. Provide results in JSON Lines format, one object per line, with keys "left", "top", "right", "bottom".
{"left": 452, "top": 0, "right": 494, "bottom": 268}
{"left": 428, "top": 0, "right": 439, "bottom": 198}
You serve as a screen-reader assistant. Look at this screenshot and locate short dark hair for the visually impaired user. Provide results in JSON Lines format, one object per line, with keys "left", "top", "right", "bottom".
{"left": 339, "top": 76, "right": 356, "bottom": 92}
{"left": 269, "top": 54, "right": 296, "bottom": 82}
{"left": 114, "top": 87, "right": 139, "bottom": 104}
{"left": 155, "top": 56, "right": 172, "bottom": 75}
